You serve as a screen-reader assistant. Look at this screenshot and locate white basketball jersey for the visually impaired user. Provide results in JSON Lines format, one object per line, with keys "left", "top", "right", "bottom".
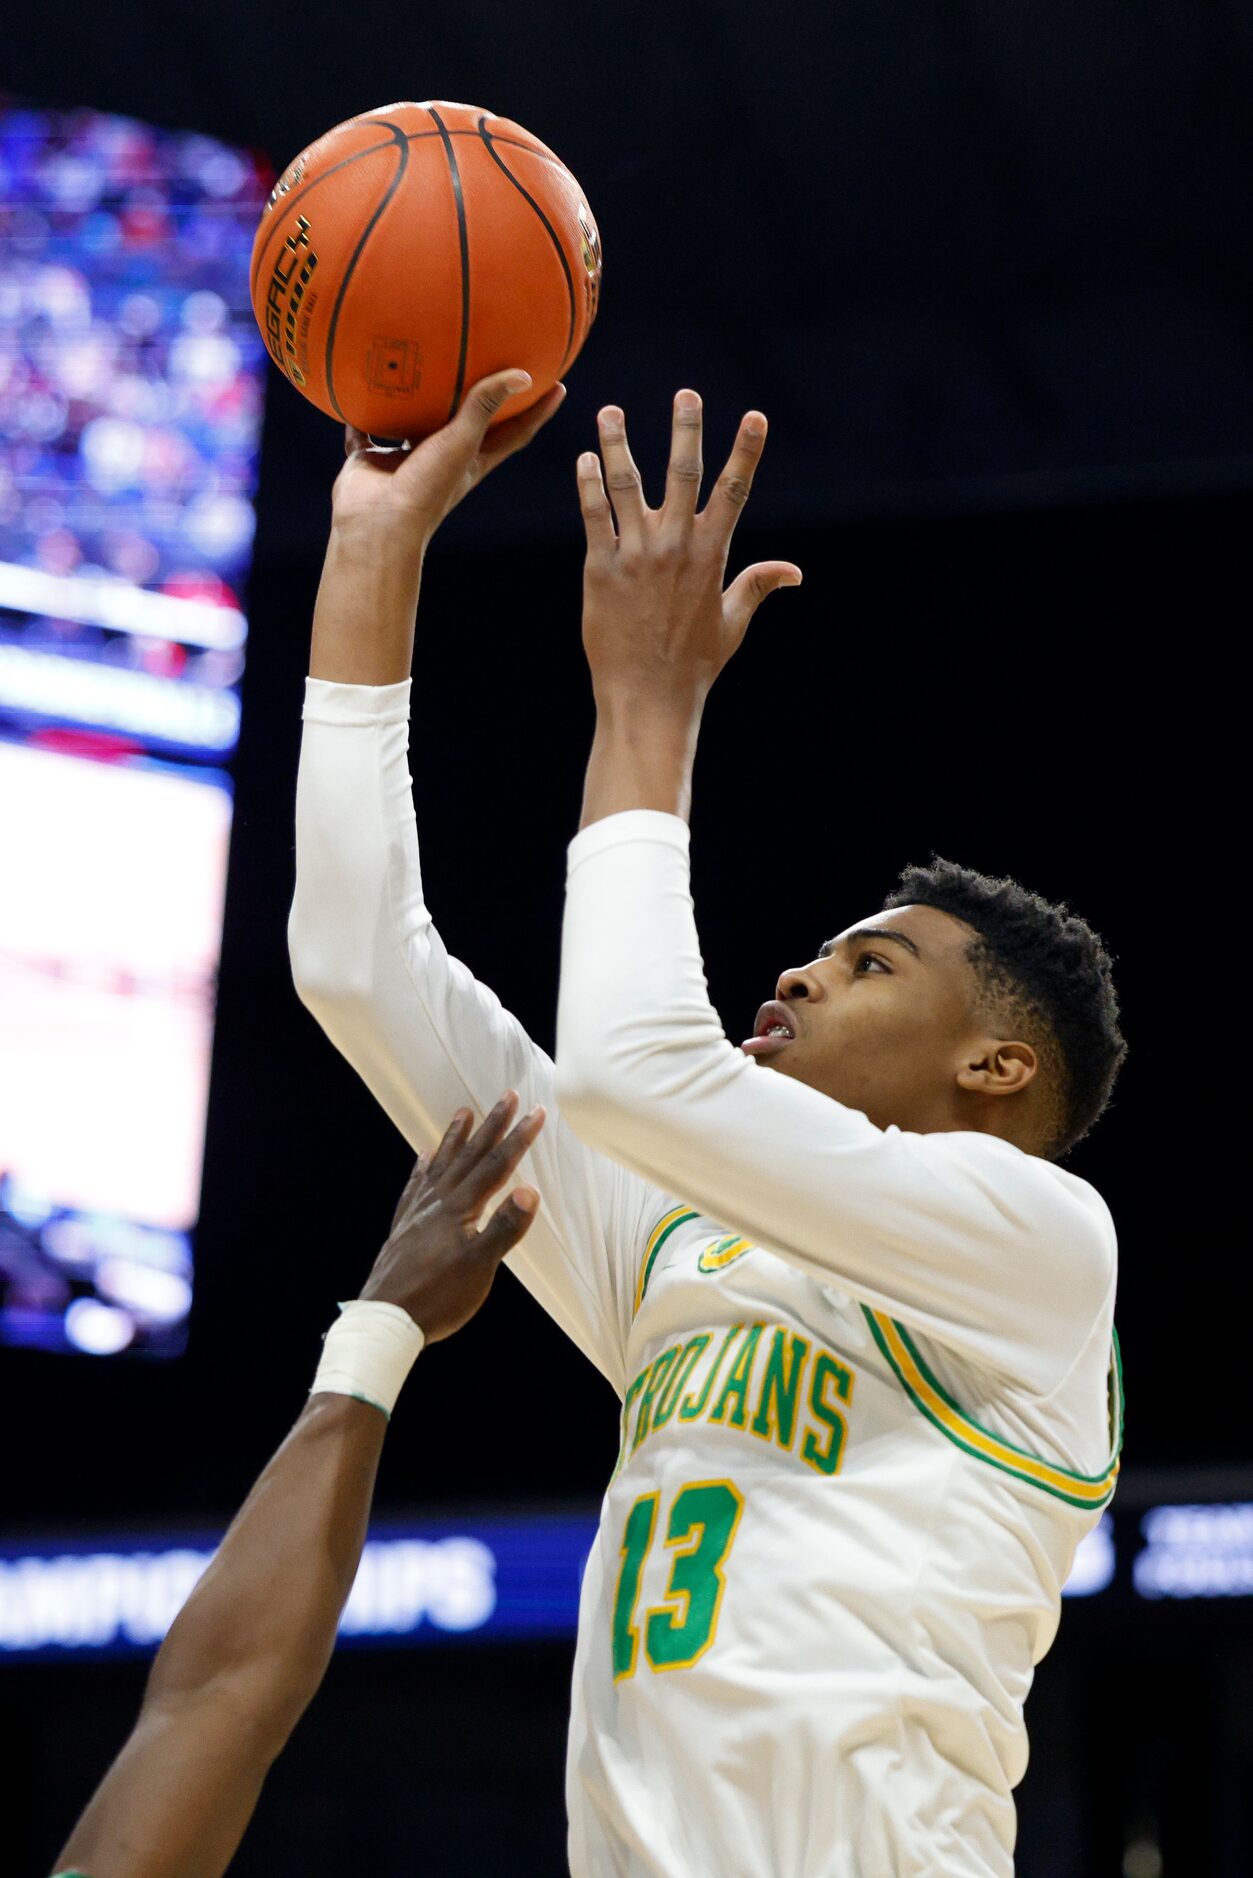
{"left": 567, "top": 1205, "right": 1121, "bottom": 1878}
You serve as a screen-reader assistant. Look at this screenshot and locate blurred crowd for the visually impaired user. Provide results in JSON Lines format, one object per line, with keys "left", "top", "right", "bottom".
{"left": 0, "top": 100, "right": 269, "bottom": 600}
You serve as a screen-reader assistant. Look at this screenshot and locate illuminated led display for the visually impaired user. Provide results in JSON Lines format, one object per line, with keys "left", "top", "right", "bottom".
{"left": 0, "top": 96, "right": 271, "bottom": 1356}
{"left": 0, "top": 1514, "right": 595, "bottom": 1659}
{"left": 1133, "top": 1503, "right": 1253, "bottom": 1599}
{"left": 0, "top": 1502, "right": 1149, "bottom": 1663}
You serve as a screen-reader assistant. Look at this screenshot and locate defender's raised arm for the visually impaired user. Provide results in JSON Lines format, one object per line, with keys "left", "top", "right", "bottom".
{"left": 51, "top": 1099, "right": 543, "bottom": 1878}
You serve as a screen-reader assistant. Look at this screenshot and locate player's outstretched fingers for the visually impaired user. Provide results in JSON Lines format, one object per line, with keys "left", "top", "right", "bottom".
{"left": 577, "top": 450, "right": 616, "bottom": 554}
{"left": 703, "top": 410, "right": 768, "bottom": 541}
{"left": 662, "top": 388, "right": 704, "bottom": 528}
{"left": 722, "top": 559, "right": 804, "bottom": 639}
{"left": 596, "top": 406, "right": 648, "bottom": 546}
{"left": 475, "top": 1187, "right": 540, "bottom": 1264}
{"left": 453, "top": 1089, "right": 519, "bottom": 1170}
{"left": 450, "top": 1103, "right": 546, "bottom": 1215}
{"left": 425, "top": 1106, "right": 475, "bottom": 1183}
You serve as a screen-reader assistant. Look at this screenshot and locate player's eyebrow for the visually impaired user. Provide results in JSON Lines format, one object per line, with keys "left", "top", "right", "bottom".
{"left": 818, "top": 928, "right": 923, "bottom": 961}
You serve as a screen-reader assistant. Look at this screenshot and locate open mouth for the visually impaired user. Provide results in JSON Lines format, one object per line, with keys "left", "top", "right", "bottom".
{"left": 740, "top": 999, "right": 797, "bottom": 1058}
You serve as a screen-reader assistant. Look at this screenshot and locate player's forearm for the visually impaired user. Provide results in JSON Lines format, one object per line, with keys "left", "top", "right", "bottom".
{"left": 289, "top": 677, "right": 421, "bottom": 1010}
{"left": 53, "top": 1395, "right": 385, "bottom": 1878}
{"left": 579, "top": 692, "right": 702, "bottom": 829}
{"left": 309, "top": 516, "right": 426, "bottom": 684}
{"left": 52, "top": 1693, "right": 275, "bottom": 1878}
{"left": 148, "top": 1394, "right": 384, "bottom": 1718}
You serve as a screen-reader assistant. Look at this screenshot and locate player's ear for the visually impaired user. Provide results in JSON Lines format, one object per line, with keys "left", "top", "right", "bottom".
{"left": 956, "top": 1039, "right": 1037, "bottom": 1099}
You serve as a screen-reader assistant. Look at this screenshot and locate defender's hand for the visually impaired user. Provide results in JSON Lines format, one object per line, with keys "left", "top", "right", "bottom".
{"left": 332, "top": 369, "right": 567, "bottom": 543}
{"left": 576, "top": 390, "right": 802, "bottom": 712}
{"left": 359, "top": 1094, "right": 545, "bottom": 1342}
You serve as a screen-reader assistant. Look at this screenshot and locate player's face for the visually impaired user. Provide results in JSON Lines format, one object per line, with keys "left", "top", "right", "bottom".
{"left": 741, "top": 904, "right": 987, "bottom": 1134}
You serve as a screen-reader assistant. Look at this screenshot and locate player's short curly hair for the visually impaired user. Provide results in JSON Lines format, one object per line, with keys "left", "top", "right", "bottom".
{"left": 881, "top": 857, "right": 1127, "bottom": 1160}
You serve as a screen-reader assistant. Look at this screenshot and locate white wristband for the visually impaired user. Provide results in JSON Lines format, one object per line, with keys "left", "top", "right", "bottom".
{"left": 310, "top": 1300, "right": 425, "bottom": 1419}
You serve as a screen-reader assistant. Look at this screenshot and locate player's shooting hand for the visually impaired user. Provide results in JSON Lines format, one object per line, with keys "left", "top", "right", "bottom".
{"left": 576, "top": 391, "right": 803, "bottom": 714}
{"left": 359, "top": 1093, "right": 545, "bottom": 1342}
{"left": 332, "top": 369, "right": 567, "bottom": 543}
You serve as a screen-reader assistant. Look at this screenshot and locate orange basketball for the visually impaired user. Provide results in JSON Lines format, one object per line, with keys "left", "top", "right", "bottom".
{"left": 250, "top": 100, "right": 603, "bottom": 439}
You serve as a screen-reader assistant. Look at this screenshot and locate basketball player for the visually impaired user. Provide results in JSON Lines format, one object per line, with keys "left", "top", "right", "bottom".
{"left": 290, "top": 369, "right": 1125, "bottom": 1875}
{"left": 49, "top": 1095, "right": 544, "bottom": 1878}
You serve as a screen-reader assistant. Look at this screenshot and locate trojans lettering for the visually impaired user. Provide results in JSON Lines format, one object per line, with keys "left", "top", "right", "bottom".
{"left": 615, "top": 1323, "right": 855, "bottom": 1478}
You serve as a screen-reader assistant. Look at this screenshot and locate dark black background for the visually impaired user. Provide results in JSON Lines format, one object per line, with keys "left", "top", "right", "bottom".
{"left": 1, "top": 3, "right": 1250, "bottom": 1871}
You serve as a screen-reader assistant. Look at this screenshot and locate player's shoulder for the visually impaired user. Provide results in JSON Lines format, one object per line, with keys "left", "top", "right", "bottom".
{"left": 909, "top": 1127, "right": 1117, "bottom": 1278}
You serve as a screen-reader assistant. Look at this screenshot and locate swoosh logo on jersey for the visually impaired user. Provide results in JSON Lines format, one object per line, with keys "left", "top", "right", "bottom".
{"left": 697, "top": 1235, "right": 753, "bottom": 1275}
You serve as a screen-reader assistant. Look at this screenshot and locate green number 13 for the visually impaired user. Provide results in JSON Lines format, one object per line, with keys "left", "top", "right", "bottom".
{"left": 611, "top": 1478, "right": 744, "bottom": 1680}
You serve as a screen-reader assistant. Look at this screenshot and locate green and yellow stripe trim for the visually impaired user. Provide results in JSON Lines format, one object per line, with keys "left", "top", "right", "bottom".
{"left": 635, "top": 1207, "right": 700, "bottom": 1313}
{"left": 864, "top": 1307, "right": 1123, "bottom": 1509}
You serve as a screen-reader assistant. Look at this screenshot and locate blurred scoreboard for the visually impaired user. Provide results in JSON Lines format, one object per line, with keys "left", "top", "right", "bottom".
{"left": 0, "top": 96, "right": 271, "bottom": 1356}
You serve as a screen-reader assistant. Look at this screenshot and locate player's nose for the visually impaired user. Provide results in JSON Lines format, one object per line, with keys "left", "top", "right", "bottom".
{"left": 776, "top": 965, "right": 824, "bottom": 1003}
